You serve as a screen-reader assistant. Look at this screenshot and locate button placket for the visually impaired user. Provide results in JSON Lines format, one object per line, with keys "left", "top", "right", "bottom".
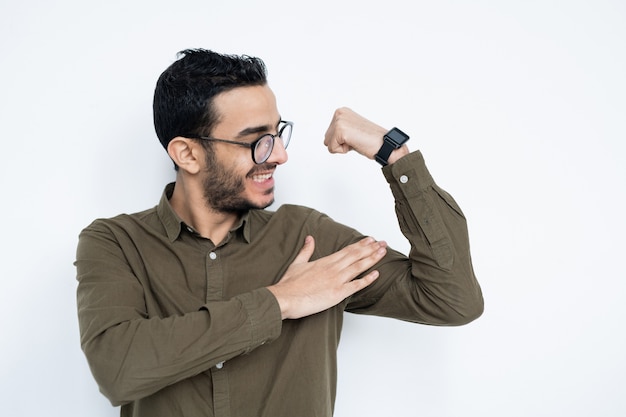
{"left": 206, "top": 248, "right": 223, "bottom": 302}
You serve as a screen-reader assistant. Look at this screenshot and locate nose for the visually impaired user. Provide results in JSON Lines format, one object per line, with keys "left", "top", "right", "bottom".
{"left": 267, "top": 137, "right": 288, "bottom": 165}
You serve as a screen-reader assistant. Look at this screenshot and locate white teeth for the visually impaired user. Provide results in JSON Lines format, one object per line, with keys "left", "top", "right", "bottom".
{"left": 252, "top": 173, "right": 272, "bottom": 182}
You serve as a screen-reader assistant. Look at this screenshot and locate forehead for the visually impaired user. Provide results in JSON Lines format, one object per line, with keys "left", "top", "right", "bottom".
{"left": 212, "top": 84, "right": 280, "bottom": 135}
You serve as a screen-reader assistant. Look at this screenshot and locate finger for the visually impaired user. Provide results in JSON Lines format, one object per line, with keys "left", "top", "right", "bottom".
{"left": 317, "top": 237, "right": 371, "bottom": 267}
{"left": 343, "top": 270, "right": 380, "bottom": 296}
{"left": 323, "top": 128, "right": 332, "bottom": 147}
{"left": 324, "top": 133, "right": 350, "bottom": 155}
{"left": 292, "top": 235, "right": 315, "bottom": 265}
{"left": 311, "top": 237, "right": 384, "bottom": 276}
{"left": 343, "top": 245, "right": 387, "bottom": 279}
{"left": 328, "top": 142, "right": 352, "bottom": 154}
{"left": 328, "top": 241, "right": 386, "bottom": 284}
{"left": 323, "top": 116, "right": 337, "bottom": 148}
{"left": 323, "top": 116, "right": 351, "bottom": 154}
{"left": 335, "top": 237, "right": 385, "bottom": 266}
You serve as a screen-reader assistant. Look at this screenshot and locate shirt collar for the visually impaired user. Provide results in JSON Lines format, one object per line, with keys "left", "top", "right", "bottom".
{"left": 157, "top": 182, "right": 252, "bottom": 243}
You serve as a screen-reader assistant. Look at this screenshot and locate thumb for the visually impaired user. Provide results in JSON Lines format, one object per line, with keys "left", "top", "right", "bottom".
{"left": 292, "top": 235, "right": 315, "bottom": 264}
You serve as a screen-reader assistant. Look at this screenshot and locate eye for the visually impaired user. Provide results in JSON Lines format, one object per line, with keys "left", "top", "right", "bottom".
{"left": 258, "top": 135, "right": 273, "bottom": 150}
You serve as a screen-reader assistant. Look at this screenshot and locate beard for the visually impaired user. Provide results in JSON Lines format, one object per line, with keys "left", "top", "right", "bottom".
{"left": 202, "top": 151, "right": 275, "bottom": 213}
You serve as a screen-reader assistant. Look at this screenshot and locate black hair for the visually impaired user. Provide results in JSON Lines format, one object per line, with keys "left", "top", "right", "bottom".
{"left": 153, "top": 49, "right": 268, "bottom": 151}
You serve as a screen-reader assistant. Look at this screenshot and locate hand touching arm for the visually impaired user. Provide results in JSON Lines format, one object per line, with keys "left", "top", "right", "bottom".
{"left": 267, "top": 236, "right": 387, "bottom": 319}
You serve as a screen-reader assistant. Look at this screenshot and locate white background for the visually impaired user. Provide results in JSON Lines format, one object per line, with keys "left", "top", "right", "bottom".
{"left": 1, "top": 1, "right": 624, "bottom": 416}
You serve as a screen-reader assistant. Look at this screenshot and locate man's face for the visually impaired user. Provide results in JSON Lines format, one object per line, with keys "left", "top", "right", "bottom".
{"left": 201, "top": 84, "right": 288, "bottom": 213}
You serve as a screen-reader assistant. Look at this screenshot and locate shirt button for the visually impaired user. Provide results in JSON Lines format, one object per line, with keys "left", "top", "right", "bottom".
{"left": 400, "top": 175, "right": 409, "bottom": 184}
{"left": 209, "top": 252, "right": 217, "bottom": 260}
{"left": 216, "top": 361, "right": 224, "bottom": 369}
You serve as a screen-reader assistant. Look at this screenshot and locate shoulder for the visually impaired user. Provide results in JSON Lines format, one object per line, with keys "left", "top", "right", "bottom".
{"left": 246, "top": 204, "right": 330, "bottom": 242}
{"left": 80, "top": 206, "right": 160, "bottom": 237}
{"left": 248, "top": 204, "right": 361, "bottom": 250}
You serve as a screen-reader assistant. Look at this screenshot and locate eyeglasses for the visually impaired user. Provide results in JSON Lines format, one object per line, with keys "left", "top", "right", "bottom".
{"left": 187, "top": 120, "right": 293, "bottom": 164}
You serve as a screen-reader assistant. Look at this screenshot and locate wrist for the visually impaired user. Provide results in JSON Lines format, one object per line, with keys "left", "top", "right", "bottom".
{"left": 386, "top": 144, "right": 410, "bottom": 165}
{"left": 266, "top": 285, "right": 289, "bottom": 320}
{"left": 375, "top": 127, "right": 410, "bottom": 166}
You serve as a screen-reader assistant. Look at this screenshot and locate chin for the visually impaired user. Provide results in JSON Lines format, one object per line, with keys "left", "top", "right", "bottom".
{"left": 254, "top": 197, "right": 275, "bottom": 210}
{"left": 249, "top": 190, "right": 275, "bottom": 210}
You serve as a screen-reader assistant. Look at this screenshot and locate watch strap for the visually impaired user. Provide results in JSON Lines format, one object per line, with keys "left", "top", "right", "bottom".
{"left": 375, "top": 141, "right": 396, "bottom": 166}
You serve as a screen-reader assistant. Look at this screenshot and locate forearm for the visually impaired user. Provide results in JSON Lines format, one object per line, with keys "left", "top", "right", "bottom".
{"left": 75, "top": 228, "right": 282, "bottom": 405}
{"left": 78, "top": 286, "right": 280, "bottom": 405}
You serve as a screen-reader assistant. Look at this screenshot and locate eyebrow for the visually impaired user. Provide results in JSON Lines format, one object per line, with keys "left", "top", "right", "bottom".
{"left": 235, "top": 118, "right": 282, "bottom": 139}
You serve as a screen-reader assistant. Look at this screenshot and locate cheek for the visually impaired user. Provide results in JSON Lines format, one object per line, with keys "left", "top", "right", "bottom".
{"left": 213, "top": 148, "right": 253, "bottom": 174}
{"left": 232, "top": 155, "right": 257, "bottom": 177}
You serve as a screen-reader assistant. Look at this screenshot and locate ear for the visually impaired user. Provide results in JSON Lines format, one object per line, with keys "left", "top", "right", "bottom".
{"left": 167, "top": 137, "right": 203, "bottom": 175}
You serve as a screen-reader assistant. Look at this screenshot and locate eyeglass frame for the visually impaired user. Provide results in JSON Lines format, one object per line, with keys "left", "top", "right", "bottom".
{"left": 184, "top": 120, "right": 293, "bottom": 164}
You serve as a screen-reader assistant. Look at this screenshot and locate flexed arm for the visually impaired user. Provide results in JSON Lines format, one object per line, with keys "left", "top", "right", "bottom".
{"left": 320, "top": 107, "right": 484, "bottom": 325}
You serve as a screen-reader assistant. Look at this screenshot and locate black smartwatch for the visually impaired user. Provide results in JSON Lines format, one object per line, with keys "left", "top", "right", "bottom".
{"left": 375, "top": 127, "right": 410, "bottom": 166}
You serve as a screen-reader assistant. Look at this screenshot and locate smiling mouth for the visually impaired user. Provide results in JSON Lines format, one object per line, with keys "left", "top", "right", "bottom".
{"left": 251, "top": 172, "right": 273, "bottom": 182}
{"left": 249, "top": 164, "right": 276, "bottom": 183}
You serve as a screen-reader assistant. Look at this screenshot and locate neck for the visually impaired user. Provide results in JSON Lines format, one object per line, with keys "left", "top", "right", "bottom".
{"left": 169, "top": 176, "right": 239, "bottom": 244}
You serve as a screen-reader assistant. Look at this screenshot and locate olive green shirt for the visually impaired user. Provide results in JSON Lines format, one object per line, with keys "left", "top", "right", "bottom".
{"left": 75, "top": 151, "right": 483, "bottom": 417}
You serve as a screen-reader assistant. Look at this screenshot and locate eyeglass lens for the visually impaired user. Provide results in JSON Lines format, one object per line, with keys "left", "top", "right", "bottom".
{"left": 254, "top": 122, "right": 292, "bottom": 163}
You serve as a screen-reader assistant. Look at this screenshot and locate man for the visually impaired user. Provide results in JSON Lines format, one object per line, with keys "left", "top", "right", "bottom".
{"left": 75, "top": 48, "right": 483, "bottom": 417}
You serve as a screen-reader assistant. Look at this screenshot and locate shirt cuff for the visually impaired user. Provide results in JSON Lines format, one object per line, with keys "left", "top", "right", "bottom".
{"left": 236, "top": 288, "right": 283, "bottom": 351}
{"left": 382, "top": 150, "right": 435, "bottom": 200}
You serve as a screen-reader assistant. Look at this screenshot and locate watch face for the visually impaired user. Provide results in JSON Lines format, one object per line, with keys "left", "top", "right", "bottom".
{"left": 385, "top": 127, "right": 410, "bottom": 147}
